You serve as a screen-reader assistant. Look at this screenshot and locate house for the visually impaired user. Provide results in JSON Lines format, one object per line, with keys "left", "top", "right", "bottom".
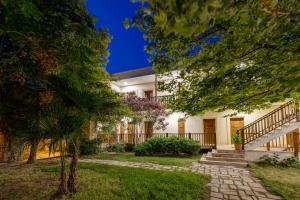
{"left": 1, "top": 66, "right": 299, "bottom": 165}
{"left": 110, "top": 66, "right": 300, "bottom": 166}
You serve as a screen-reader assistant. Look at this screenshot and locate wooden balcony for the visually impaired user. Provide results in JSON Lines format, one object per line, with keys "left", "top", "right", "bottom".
{"left": 99, "top": 132, "right": 216, "bottom": 149}
{"left": 150, "top": 95, "right": 175, "bottom": 105}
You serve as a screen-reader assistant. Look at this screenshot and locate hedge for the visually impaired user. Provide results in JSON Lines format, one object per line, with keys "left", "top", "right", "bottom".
{"left": 134, "top": 137, "right": 200, "bottom": 156}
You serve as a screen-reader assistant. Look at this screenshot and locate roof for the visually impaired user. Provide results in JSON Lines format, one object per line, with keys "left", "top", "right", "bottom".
{"left": 111, "top": 67, "right": 155, "bottom": 80}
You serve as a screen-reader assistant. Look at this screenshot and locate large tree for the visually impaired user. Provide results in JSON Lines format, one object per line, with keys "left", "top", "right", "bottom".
{"left": 128, "top": 0, "right": 300, "bottom": 115}
{"left": 0, "top": 0, "right": 127, "bottom": 196}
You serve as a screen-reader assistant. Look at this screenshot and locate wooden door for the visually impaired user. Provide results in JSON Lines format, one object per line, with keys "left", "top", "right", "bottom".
{"left": 144, "top": 90, "right": 153, "bottom": 100}
{"left": 120, "top": 122, "right": 125, "bottom": 142}
{"left": 0, "top": 132, "right": 5, "bottom": 162}
{"left": 230, "top": 118, "right": 244, "bottom": 144}
{"left": 128, "top": 122, "right": 135, "bottom": 143}
{"left": 144, "top": 121, "right": 153, "bottom": 138}
{"left": 178, "top": 119, "right": 185, "bottom": 137}
{"left": 203, "top": 119, "right": 216, "bottom": 145}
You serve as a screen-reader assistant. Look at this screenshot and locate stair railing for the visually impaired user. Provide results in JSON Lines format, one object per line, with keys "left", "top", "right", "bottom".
{"left": 237, "top": 100, "right": 299, "bottom": 150}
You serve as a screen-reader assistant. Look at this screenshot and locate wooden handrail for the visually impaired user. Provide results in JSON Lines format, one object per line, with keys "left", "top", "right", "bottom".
{"left": 238, "top": 100, "right": 299, "bottom": 149}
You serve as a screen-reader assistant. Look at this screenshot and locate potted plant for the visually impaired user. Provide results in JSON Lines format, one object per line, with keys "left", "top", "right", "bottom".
{"left": 232, "top": 134, "right": 242, "bottom": 151}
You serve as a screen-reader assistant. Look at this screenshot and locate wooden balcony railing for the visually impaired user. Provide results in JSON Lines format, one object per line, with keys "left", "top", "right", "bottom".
{"left": 99, "top": 132, "right": 216, "bottom": 149}
{"left": 151, "top": 95, "right": 175, "bottom": 105}
{"left": 238, "top": 100, "right": 299, "bottom": 149}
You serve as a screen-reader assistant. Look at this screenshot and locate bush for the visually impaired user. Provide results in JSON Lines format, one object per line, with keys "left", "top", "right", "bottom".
{"left": 281, "top": 157, "right": 300, "bottom": 168}
{"left": 111, "top": 143, "right": 125, "bottom": 152}
{"left": 124, "top": 143, "right": 135, "bottom": 152}
{"left": 68, "top": 138, "right": 102, "bottom": 155}
{"left": 257, "top": 154, "right": 300, "bottom": 168}
{"left": 258, "top": 154, "right": 280, "bottom": 166}
{"left": 134, "top": 137, "right": 200, "bottom": 156}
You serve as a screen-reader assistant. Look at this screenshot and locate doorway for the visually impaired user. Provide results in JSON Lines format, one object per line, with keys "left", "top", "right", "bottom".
{"left": 178, "top": 119, "right": 185, "bottom": 137}
{"left": 203, "top": 119, "right": 216, "bottom": 146}
{"left": 230, "top": 118, "right": 244, "bottom": 143}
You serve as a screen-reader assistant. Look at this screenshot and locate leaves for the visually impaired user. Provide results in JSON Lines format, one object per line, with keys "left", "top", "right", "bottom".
{"left": 129, "top": 0, "right": 300, "bottom": 114}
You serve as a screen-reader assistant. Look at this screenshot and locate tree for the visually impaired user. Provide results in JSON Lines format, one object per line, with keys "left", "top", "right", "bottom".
{"left": 124, "top": 94, "right": 169, "bottom": 133}
{"left": 128, "top": 0, "right": 300, "bottom": 115}
{"left": 1, "top": 0, "right": 128, "bottom": 197}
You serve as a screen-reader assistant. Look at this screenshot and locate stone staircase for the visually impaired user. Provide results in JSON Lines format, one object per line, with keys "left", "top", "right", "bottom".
{"left": 245, "top": 120, "right": 300, "bottom": 150}
{"left": 200, "top": 149, "right": 248, "bottom": 168}
{"left": 200, "top": 101, "right": 299, "bottom": 167}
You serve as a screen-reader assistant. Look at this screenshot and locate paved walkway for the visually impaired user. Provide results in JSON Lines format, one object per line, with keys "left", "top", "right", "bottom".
{"left": 80, "top": 159, "right": 282, "bottom": 200}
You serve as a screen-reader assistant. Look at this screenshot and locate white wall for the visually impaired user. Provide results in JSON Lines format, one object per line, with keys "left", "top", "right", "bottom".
{"left": 152, "top": 105, "right": 280, "bottom": 146}
{"left": 113, "top": 73, "right": 287, "bottom": 146}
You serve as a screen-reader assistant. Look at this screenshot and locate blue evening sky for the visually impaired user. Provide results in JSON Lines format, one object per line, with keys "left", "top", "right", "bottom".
{"left": 86, "top": 0, "right": 149, "bottom": 74}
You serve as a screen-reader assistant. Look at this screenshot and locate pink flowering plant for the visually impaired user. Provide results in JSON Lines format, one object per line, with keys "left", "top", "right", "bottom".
{"left": 124, "top": 95, "right": 170, "bottom": 130}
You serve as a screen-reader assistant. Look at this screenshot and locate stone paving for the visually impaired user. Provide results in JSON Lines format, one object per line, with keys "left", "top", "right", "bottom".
{"left": 80, "top": 159, "right": 282, "bottom": 200}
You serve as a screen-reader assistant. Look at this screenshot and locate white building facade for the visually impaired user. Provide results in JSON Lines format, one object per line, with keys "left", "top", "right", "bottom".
{"left": 111, "top": 67, "right": 298, "bottom": 152}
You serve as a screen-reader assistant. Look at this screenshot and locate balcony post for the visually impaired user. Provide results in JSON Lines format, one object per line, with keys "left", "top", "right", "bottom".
{"left": 293, "top": 131, "right": 299, "bottom": 158}
{"left": 239, "top": 130, "right": 245, "bottom": 150}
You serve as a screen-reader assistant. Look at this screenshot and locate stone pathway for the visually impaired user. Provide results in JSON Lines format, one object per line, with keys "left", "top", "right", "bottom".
{"left": 80, "top": 159, "right": 282, "bottom": 200}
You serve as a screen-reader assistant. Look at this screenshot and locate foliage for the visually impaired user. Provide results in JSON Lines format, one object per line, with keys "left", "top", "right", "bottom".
{"left": 232, "top": 134, "right": 242, "bottom": 144}
{"left": 281, "top": 157, "right": 300, "bottom": 168}
{"left": 69, "top": 138, "right": 102, "bottom": 155}
{"left": 134, "top": 137, "right": 200, "bottom": 156}
{"left": 128, "top": 0, "right": 300, "bottom": 115}
{"left": 124, "top": 143, "right": 135, "bottom": 152}
{"left": 257, "top": 154, "right": 300, "bottom": 168}
{"left": 258, "top": 154, "right": 280, "bottom": 166}
{"left": 0, "top": 0, "right": 128, "bottom": 196}
{"left": 110, "top": 143, "right": 125, "bottom": 153}
{"left": 124, "top": 95, "right": 169, "bottom": 130}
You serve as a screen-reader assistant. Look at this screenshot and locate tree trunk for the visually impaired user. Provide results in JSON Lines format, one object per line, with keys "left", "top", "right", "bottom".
{"left": 3, "top": 134, "right": 15, "bottom": 163}
{"left": 26, "top": 139, "right": 39, "bottom": 164}
{"left": 67, "top": 139, "right": 80, "bottom": 193}
{"left": 58, "top": 155, "right": 68, "bottom": 195}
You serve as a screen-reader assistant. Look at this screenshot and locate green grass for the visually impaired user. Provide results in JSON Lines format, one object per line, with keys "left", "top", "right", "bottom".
{"left": 85, "top": 152, "right": 200, "bottom": 166}
{"left": 250, "top": 164, "right": 300, "bottom": 200}
{"left": 0, "top": 160, "right": 209, "bottom": 200}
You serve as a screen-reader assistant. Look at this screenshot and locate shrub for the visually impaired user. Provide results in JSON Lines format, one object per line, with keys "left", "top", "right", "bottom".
{"left": 134, "top": 137, "right": 200, "bottom": 156}
{"left": 257, "top": 154, "right": 280, "bottom": 166}
{"left": 280, "top": 157, "right": 300, "bottom": 168}
{"left": 257, "top": 154, "right": 300, "bottom": 168}
{"left": 68, "top": 138, "right": 102, "bottom": 155}
{"left": 124, "top": 143, "right": 135, "bottom": 152}
{"left": 111, "top": 143, "right": 125, "bottom": 152}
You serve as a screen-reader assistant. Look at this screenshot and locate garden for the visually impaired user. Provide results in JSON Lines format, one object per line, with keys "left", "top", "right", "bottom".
{"left": 250, "top": 155, "right": 300, "bottom": 200}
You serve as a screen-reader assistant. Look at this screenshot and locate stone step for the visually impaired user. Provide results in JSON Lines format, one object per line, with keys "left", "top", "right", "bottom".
{"left": 215, "top": 149, "right": 244, "bottom": 154}
{"left": 206, "top": 156, "right": 246, "bottom": 163}
{"left": 199, "top": 155, "right": 248, "bottom": 168}
{"left": 211, "top": 152, "right": 244, "bottom": 158}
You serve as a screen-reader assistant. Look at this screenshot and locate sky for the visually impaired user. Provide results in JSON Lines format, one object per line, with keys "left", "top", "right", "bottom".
{"left": 86, "top": 0, "right": 149, "bottom": 74}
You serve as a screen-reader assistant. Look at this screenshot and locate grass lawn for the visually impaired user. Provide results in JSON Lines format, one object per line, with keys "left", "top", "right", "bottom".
{"left": 0, "top": 160, "right": 209, "bottom": 200}
{"left": 250, "top": 164, "right": 300, "bottom": 200}
{"left": 85, "top": 152, "right": 201, "bottom": 166}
